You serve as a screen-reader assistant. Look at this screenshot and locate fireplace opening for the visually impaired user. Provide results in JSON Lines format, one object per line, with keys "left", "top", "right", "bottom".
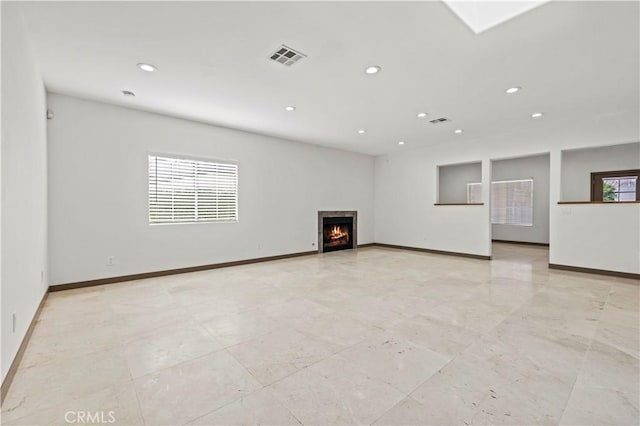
{"left": 322, "top": 217, "right": 353, "bottom": 252}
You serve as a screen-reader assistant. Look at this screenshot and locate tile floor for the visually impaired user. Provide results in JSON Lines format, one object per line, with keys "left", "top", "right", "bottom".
{"left": 1, "top": 244, "right": 638, "bottom": 425}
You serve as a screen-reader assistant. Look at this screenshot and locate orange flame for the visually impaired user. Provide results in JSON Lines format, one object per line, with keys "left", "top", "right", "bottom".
{"left": 328, "top": 225, "right": 348, "bottom": 240}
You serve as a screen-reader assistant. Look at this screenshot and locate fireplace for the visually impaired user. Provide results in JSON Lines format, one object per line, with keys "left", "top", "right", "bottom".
{"left": 318, "top": 211, "right": 357, "bottom": 253}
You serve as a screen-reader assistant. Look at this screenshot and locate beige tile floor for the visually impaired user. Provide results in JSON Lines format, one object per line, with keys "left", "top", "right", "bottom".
{"left": 2, "top": 244, "right": 638, "bottom": 425}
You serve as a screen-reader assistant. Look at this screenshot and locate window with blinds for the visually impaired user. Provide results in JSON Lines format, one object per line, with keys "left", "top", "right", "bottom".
{"left": 466, "top": 182, "right": 482, "bottom": 203}
{"left": 148, "top": 154, "right": 238, "bottom": 224}
{"left": 491, "top": 179, "right": 533, "bottom": 226}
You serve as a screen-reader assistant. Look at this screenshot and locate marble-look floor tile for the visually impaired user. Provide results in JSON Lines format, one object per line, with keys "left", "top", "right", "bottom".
{"left": 2, "top": 347, "right": 131, "bottom": 423}
{"left": 133, "top": 350, "right": 261, "bottom": 425}
{"left": 338, "top": 333, "right": 450, "bottom": 393}
{"left": 227, "top": 328, "right": 341, "bottom": 385}
{"left": 199, "top": 309, "right": 284, "bottom": 347}
{"left": 574, "top": 340, "right": 640, "bottom": 397}
{"left": 3, "top": 244, "right": 638, "bottom": 426}
{"left": 3, "top": 381, "right": 144, "bottom": 426}
{"left": 419, "top": 298, "right": 513, "bottom": 334}
{"left": 290, "top": 312, "right": 383, "bottom": 348}
{"left": 188, "top": 387, "right": 301, "bottom": 425}
{"left": 486, "top": 318, "right": 591, "bottom": 384}
{"left": 468, "top": 381, "right": 571, "bottom": 425}
{"left": 123, "top": 323, "right": 223, "bottom": 378}
{"left": 373, "top": 396, "right": 467, "bottom": 426}
{"left": 386, "top": 315, "right": 482, "bottom": 357}
{"left": 261, "top": 298, "right": 337, "bottom": 323}
{"left": 409, "top": 351, "right": 512, "bottom": 424}
{"left": 269, "top": 355, "right": 406, "bottom": 425}
{"left": 17, "top": 321, "right": 123, "bottom": 370}
{"left": 593, "top": 318, "right": 639, "bottom": 359}
{"left": 560, "top": 385, "right": 639, "bottom": 426}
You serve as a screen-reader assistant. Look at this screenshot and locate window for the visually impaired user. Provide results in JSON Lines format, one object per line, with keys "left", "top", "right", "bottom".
{"left": 466, "top": 182, "right": 482, "bottom": 203}
{"left": 491, "top": 179, "right": 533, "bottom": 226}
{"left": 148, "top": 154, "right": 238, "bottom": 224}
{"left": 591, "top": 170, "right": 640, "bottom": 202}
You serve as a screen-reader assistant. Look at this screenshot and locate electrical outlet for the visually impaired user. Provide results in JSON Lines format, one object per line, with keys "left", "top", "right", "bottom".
{"left": 106, "top": 256, "right": 115, "bottom": 266}
{"left": 12, "top": 313, "right": 16, "bottom": 333}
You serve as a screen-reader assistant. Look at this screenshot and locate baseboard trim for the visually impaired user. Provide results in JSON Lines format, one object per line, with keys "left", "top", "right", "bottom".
{"left": 1, "top": 290, "right": 49, "bottom": 404}
{"left": 549, "top": 263, "right": 640, "bottom": 280}
{"left": 50, "top": 250, "right": 321, "bottom": 292}
{"left": 356, "top": 243, "right": 376, "bottom": 248}
{"left": 492, "top": 239, "right": 550, "bottom": 247}
{"left": 373, "top": 243, "right": 491, "bottom": 260}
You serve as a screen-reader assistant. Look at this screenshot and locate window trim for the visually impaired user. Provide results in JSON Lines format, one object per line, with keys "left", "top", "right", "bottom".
{"left": 147, "top": 152, "right": 239, "bottom": 225}
{"left": 590, "top": 169, "right": 640, "bottom": 202}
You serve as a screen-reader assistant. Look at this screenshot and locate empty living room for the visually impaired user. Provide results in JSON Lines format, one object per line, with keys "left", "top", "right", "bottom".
{"left": 1, "top": 1, "right": 639, "bottom": 425}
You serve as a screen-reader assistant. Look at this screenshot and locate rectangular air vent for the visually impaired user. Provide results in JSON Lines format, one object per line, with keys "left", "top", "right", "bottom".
{"left": 429, "top": 117, "right": 451, "bottom": 124}
{"left": 269, "top": 45, "right": 307, "bottom": 66}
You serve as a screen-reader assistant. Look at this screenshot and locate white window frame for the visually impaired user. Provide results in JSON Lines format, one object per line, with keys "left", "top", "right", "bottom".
{"left": 491, "top": 178, "right": 533, "bottom": 227}
{"left": 148, "top": 153, "right": 238, "bottom": 225}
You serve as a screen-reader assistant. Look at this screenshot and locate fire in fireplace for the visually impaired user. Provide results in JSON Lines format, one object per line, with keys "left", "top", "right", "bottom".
{"left": 322, "top": 217, "right": 353, "bottom": 252}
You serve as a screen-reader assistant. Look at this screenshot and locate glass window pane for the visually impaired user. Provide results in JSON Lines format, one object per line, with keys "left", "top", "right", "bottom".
{"left": 603, "top": 178, "right": 619, "bottom": 190}
{"left": 602, "top": 178, "right": 619, "bottom": 201}
{"left": 619, "top": 177, "right": 637, "bottom": 192}
{"left": 619, "top": 192, "right": 635, "bottom": 201}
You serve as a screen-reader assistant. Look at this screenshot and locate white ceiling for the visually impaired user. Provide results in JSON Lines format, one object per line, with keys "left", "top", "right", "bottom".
{"left": 17, "top": 1, "right": 640, "bottom": 156}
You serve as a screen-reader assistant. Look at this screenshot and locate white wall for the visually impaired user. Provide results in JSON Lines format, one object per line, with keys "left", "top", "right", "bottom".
{"left": 553, "top": 203, "right": 639, "bottom": 274}
{"left": 438, "top": 162, "right": 481, "bottom": 204}
{"left": 491, "top": 154, "right": 550, "bottom": 244}
{"left": 47, "top": 94, "right": 375, "bottom": 285}
{"left": 1, "top": 4, "right": 48, "bottom": 382}
{"left": 374, "top": 109, "right": 639, "bottom": 271}
{"left": 375, "top": 153, "right": 491, "bottom": 257}
{"left": 561, "top": 142, "right": 640, "bottom": 201}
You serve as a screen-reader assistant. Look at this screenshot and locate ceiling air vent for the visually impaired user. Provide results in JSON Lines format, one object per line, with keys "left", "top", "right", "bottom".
{"left": 429, "top": 117, "right": 452, "bottom": 125}
{"left": 269, "top": 45, "right": 307, "bottom": 66}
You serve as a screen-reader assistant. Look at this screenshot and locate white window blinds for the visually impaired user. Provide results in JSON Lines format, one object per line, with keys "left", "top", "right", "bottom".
{"left": 467, "top": 182, "right": 482, "bottom": 203}
{"left": 148, "top": 155, "right": 238, "bottom": 224}
{"left": 491, "top": 179, "right": 533, "bottom": 226}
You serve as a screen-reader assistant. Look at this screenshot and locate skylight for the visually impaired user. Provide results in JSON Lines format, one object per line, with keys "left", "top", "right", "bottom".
{"left": 443, "top": 1, "right": 548, "bottom": 34}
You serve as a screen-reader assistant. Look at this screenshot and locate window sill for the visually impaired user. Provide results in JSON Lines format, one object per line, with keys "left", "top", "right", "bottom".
{"left": 557, "top": 201, "right": 640, "bottom": 205}
{"left": 434, "top": 203, "right": 485, "bottom": 206}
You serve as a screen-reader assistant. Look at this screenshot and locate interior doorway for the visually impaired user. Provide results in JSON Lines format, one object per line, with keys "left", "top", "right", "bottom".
{"left": 489, "top": 153, "right": 550, "bottom": 261}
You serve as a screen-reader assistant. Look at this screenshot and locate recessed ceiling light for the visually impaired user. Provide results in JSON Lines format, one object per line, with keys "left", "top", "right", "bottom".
{"left": 417, "top": 112, "right": 428, "bottom": 118}
{"left": 121, "top": 90, "right": 136, "bottom": 97}
{"left": 398, "top": 141, "right": 405, "bottom": 145}
{"left": 454, "top": 129, "right": 464, "bottom": 134}
{"left": 531, "top": 112, "right": 544, "bottom": 118}
{"left": 357, "top": 129, "right": 366, "bottom": 134}
{"left": 137, "top": 63, "right": 157, "bottom": 72}
{"left": 505, "top": 86, "right": 521, "bottom": 94}
{"left": 284, "top": 106, "right": 296, "bottom": 111}
{"left": 365, "top": 66, "right": 381, "bottom": 75}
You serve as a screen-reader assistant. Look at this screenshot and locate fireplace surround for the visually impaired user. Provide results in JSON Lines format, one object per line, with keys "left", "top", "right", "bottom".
{"left": 317, "top": 211, "right": 357, "bottom": 253}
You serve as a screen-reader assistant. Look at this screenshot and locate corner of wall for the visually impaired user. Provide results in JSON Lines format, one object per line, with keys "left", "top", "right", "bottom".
{"left": 1, "top": 2, "right": 49, "bottom": 385}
